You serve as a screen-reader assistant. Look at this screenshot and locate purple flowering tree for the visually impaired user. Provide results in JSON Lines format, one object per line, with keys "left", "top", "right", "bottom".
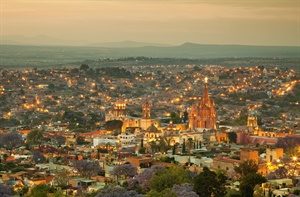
{"left": 73, "top": 160, "right": 102, "bottom": 178}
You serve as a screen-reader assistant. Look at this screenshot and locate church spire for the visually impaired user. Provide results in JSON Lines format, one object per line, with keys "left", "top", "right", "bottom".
{"left": 203, "top": 77, "right": 209, "bottom": 101}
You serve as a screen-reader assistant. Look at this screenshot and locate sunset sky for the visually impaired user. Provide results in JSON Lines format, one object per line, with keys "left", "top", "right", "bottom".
{"left": 1, "top": 0, "right": 299, "bottom": 46}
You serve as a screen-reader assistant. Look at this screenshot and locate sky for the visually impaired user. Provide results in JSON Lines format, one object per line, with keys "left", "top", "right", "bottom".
{"left": 1, "top": 0, "right": 299, "bottom": 46}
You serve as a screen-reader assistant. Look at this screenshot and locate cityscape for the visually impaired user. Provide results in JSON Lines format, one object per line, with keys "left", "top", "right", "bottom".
{"left": 1, "top": 0, "right": 300, "bottom": 197}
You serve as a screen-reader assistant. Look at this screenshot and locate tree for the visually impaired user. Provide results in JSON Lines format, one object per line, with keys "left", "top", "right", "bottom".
{"left": 32, "top": 150, "right": 46, "bottom": 163}
{"left": 150, "top": 166, "right": 191, "bottom": 192}
{"left": 239, "top": 173, "right": 266, "bottom": 197}
{"left": 187, "top": 138, "right": 193, "bottom": 155}
{"left": 0, "top": 183, "right": 13, "bottom": 197}
{"left": 225, "top": 189, "right": 242, "bottom": 197}
{"left": 128, "top": 165, "right": 164, "bottom": 192}
{"left": 76, "top": 136, "right": 86, "bottom": 145}
{"left": 172, "top": 184, "right": 199, "bottom": 197}
{"left": 158, "top": 137, "right": 171, "bottom": 153}
{"left": 228, "top": 132, "right": 237, "bottom": 143}
{"left": 0, "top": 132, "right": 23, "bottom": 150}
{"left": 139, "top": 147, "right": 146, "bottom": 154}
{"left": 28, "top": 184, "right": 52, "bottom": 197}
{"left": 73, "top": 160, "right": 102, "bottom": 178}
{"left": 52, "top": 135, "right": 66, "bottom": 146}
{"left": 172, "top": 144, "right": 176, "bottom": 155}
{"left": 182, "top": 139, "right": 186, "bottom": 154}
{"left": 80, "top": 64, "right": 89, "bottom": 71}
{"left": 27, "top": 129, "right": 44, "bottom": 146}
{"left": 147, "top": 188, "right": 176, "bottom": 197}
{"left": 193, "top": 167, "right": 227, "bottom": 197}
{"left": 53, "top": 169, "right": 70, "bottom": 188}
{"left": 234, "top": 160, "right": 258, "bottom": 178}
{"left": 104, "top": 120, "right": 123, "bottom": 131}
{"left": 111, "top": 164, "right": 137, "bottom": 184}
{"left": 170, "top": 112, "right": 181, "bottom": 124}
{"left": 95, "top": 186, "right": 142, "bottom": 197}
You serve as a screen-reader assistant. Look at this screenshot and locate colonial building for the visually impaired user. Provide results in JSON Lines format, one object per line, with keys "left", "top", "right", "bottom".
{"left": 105, "top": 100, "right": 127, "bottom": 121}
{"left": 188, "top": 78, "right": 217, "bottom": 130}
{"left": 247, "top": 110, "right": 259, "bottom": 133}
{"left": 121, "top": 100, "right": 158, "bottom": 132}
{"left": 142, "top": 100, "right": 151, "bottom": 119}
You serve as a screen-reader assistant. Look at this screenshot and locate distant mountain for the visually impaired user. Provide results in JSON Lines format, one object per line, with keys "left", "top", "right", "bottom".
{"left": 1, "top": 36, "right": 171, "bottom": 48}
{"left": 108, "top": 42, "right": 300, "bottom": 59}
{"left": 0, "top": 43, "right": 299, "bottom": 67}
{"left": 89, "top": 40, "right": 172, "bottom": 48}
{"left": 1, "top": 35, "right": 71, "bottom": 46}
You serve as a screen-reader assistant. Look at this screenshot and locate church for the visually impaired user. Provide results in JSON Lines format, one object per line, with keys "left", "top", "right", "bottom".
{"left": 188, "top": 77, "right": 217, "bottom": 130}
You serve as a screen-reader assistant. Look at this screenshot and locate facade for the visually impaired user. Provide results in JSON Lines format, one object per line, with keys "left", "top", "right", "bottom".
{"left": 121, "top": 117, "right": 158, "bottom": 132}
{"left": 188, "top": 78, "right": 217, "bottom": 130}
{"left": 144, "top": 124, "right": 162, "bottom": 143}
{"left": 266, "top": 147, "right": 284, "bottom": 163}
{"left": 247, "top": 115, "right": 258, "bottom": 131}
{"left": 105, "top": 100, "right": 127, "bottom": 121}
{"left": 117, "top": 133, "right": 136, "bottom": 148}
{"left": 93, "top": 135, "right": 118, "bottom": 147}
{"left": 240, "top": 148, "right": 259, "bottom": 163}
{"left": 121, "top": 100, "right": 158, "bottom": 132}
{"left": 142, "top": 100, "right": 151, "bottom": 119}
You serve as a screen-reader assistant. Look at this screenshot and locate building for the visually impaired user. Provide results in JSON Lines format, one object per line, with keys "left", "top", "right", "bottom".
{"left": 93, "top": 135, "right": 118, "bottom": 147}
{"left": 105, "top": 100, "right": 127, "bottom": 121}
{"left": 117, "top": 133, "right": 136, "bottom": 148}
{"left": 121, "top": 117, "right": 158, "bottom": 132}
{"left": 144, "top": 124, "right": 162, "bottom": 143}
{"left": 240, "top": 148, "right": 259, "bottom": 163}
{"left": 266, "top": 147, "right": 284, "bottom": 163}
{"left": 247, "top": 112, "right": 258, "bottom": 132}
{"left": 121, "top": 101, "right": 158, "bottom": 132}
{"left": 142, "top": 100, "right": 151, "bottom": 119}
{"left": 189, "top": 77, "right": 217, "bottom": 130}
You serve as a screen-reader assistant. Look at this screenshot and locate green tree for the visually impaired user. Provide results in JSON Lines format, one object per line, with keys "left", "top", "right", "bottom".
{"left": 27, "top": 184, "right": 51, "bottom": 197}
{"left": 170, "top": 112, "right": 182, "bottom": 124}
{"left": 187, "top": 138, "right": 193, "bottom": 155}
{"left": 228, "top": 132, "right": 237, "bottom": 143}
{"left": 182, "top": 139, "right": 186, "bottom": 154}
{"left": 53, "top": 170, "right": 70, "bottom": 189}
{"left": 27, "top": 129, "right": 44, "bottom": 146}
{"left": 234, "top": 160, "right": 258, "bottom": 178}
{"left": 239, "top": 173, "right": 266, "bottom": 197}
{"left": 104, "top": 120, "right": 123, "bottom": 131}
{"left": 79, "top": 64, "right": 89, "bottom": 71}
{"left": 150, "top": 166, "right": 191, "bottom": 192}
{"left": 193, "top": 167, "right": 227, "bottom": 197}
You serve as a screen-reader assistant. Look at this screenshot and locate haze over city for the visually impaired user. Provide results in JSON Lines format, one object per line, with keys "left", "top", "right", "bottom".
{"left": 1, "top": 0, "right": 300, "bottom": 46}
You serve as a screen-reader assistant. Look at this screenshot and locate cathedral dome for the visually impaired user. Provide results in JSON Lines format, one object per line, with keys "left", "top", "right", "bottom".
{"left": 146, "top": 124, "right": 159, "bottom": 133}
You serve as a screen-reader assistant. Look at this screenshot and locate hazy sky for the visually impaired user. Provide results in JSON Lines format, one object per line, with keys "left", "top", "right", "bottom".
{"left": 1, "top": 0, "right": 299, "bottom": 46}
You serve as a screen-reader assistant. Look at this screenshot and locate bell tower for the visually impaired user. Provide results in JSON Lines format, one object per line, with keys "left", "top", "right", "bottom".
{"left": 189, "top": 77, "right": 217, "bottom": 130}
{"left": 142, "top": 100, "right": 151, "bottom": 119}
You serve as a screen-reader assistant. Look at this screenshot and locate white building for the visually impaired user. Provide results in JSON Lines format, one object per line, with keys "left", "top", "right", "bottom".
{"left": 93, "top": 135, "right": 118, "bottom": 147}
{"left": 118, "top": 133, "right": 136, "bottom": 148}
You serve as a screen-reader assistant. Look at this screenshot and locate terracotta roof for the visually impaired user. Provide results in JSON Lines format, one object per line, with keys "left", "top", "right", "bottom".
{"left": 79, "top": 130, "right": 109, "bottom": 138}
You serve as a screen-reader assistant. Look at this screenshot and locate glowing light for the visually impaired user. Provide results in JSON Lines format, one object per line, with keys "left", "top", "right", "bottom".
{"left": 204, "top": 77, "right": 208, "bottom": 84}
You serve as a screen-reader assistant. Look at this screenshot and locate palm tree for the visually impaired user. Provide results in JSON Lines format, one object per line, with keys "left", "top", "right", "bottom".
{"left": 187, "top": 138, "right": 193, "bottom": 155}
{"left": 187, "top": 138, "right": 193, "bottom": 165}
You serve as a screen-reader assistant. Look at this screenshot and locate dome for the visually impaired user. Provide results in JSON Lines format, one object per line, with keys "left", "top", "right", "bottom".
{"left": 146, "top": 124, "right": 159, "bottom": 133}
